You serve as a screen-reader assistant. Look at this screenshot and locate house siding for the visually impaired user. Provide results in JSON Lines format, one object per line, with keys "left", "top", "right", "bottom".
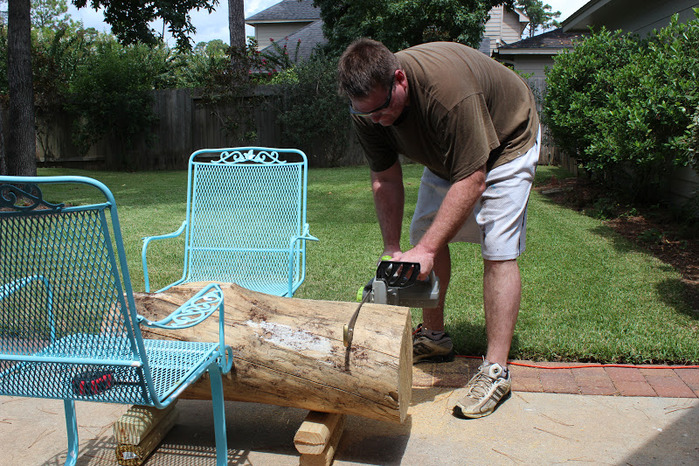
{"left": 482, "top": 5, "right": 528, "bottom": 55}
{"left": 254, "top": 22, "right": 314, "bottom": 49}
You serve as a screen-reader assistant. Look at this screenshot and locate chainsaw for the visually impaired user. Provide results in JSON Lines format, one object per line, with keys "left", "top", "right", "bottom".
{"left": 343, "top": 260, "right": 440, "bottom": 348}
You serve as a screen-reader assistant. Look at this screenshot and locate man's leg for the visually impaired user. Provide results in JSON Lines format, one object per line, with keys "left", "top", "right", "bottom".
{"left": 483, "top": 258, "right": 521, "bottom": 367}
{"left": 413, "top": 244, "right": 456, "bottom": 363}
{"left": 453, "top": 258, "right": 519, "bottom": 418}
{"left": 422, "top": 244, "right": 451, "bottom": 331}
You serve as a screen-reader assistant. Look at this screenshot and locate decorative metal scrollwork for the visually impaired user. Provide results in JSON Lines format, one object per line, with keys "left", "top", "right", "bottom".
{"left": 138, "top": 287, "right": 223, "bottom": 330}
{"left": 0, "top": 183, "right": 64, "bottom": 213}
{"left": 213, "top": 149, "right": 287, "bottom": 165}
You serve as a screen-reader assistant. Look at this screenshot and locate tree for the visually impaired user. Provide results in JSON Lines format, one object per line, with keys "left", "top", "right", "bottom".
{"left": 6, "top": 0, "right": 36, "bottom": 175}
{"left": 2, "top": 0, "right": 218, "bottom": 175}
{"left": 73, "top": 0, "right": 218, "bottom": 50}
{"left": 31, "top": 0, "right": 79, "bottom": 31}
{"left": 516, "top": 0, "right": 560, "bottom": 38}
{"left": 313, "top": 0, "right": 515, "bottom": 54}
{"left": 228, "top": 0, "right": 245, "bottom": 73}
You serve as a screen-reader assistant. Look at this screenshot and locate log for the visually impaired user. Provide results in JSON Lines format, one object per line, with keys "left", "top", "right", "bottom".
{"left": 134, "top": 282, "right": 412, "bottom": 424}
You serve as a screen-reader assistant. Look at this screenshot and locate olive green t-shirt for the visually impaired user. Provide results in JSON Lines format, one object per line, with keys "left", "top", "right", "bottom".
{"left": 353, "top": 42, "right": 540, "bottom": 183}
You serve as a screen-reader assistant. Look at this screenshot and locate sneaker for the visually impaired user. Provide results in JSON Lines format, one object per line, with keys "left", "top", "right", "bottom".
{"left": 412, "top": 323, "right": 455, "bottom": 363}
{"left": 453, "top": 362, "right": 511, "bottom": 419}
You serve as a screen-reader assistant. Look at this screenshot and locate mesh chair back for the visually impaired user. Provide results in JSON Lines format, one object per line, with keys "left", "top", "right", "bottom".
{"left": 0, "top": 178, "right": 154, "bottom": 405}
{"left": 183, "top": 148, "right": 310, "bottom": 296}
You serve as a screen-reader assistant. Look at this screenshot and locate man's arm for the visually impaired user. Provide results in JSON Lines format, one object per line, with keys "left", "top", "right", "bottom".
{"left": 401, "top": 164, "right": 487, "bottom": 278}
{"left": 371, "top": 160, "right": 405, "bottom": 259}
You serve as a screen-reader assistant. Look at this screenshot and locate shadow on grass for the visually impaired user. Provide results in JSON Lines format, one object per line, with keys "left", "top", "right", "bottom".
{"left": 656, "top": 278, "right": 699, "bottom": 320}
{"left": 591, "top": 224, "right": 698, "bottom": 320}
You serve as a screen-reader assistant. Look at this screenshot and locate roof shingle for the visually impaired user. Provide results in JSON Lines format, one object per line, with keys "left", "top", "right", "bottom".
{"left": 246, "top": 0, "right": 321, "bottom": 23}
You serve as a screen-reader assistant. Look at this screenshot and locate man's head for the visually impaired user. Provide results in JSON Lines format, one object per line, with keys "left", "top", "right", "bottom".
{"left": 338, "top": 38, "right": 409, "bottom": 126}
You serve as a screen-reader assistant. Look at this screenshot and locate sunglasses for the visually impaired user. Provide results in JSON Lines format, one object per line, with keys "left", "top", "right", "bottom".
{"left": 349, "top": 76, "right": 395, "bottom": 117}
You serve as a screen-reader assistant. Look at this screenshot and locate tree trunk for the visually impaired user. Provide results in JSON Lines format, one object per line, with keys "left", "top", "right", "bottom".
{"left": 7, "top": 0, "right": 37, "bottom": 176}
{"left": 134, "top": 282, "right": 413, "bottom": 424}
{"left": 228, "top": 0, "right": 247, "bottom": 74}
{"left": 0, "top": 108, "right": 6, "bottom": 175}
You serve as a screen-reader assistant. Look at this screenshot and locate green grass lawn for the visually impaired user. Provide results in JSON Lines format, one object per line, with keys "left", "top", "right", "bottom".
{"left": 38, "top": 165, "right": 699, "bottom": 364}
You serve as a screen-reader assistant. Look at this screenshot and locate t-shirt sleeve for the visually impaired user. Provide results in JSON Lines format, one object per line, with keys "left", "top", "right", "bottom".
{"left": 440, "top": 93, "right": 500, "bottom": 183}
{"left": 352, "top": 116, "right": 399, "bottom": 173}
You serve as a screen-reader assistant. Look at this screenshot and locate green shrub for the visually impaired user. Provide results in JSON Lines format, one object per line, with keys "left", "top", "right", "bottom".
{"left": 65, "top": 38, "right": 169, "bottom": 162}
{"left": 544, "top": 12, "right": 699, "bottom": 203}
{"left": 273, "top": 52, "right": 352, "bottom": 166}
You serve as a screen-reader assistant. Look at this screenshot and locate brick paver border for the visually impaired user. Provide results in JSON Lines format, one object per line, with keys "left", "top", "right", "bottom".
{"left": 412, "top": 357, "right": 699, "bottom": 398}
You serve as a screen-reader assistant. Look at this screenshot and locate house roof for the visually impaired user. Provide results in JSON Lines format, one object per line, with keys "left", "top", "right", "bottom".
{"left": 246, "top": 0, "right": 321, "bottom": 24}
{"left": 561, "top": 0, "right": 699, "bottom": 33}
{"left": 493, "top": 28, "right": 587, "bottom": 55}
{"left": 259, "top": 20, "right": 327, "bottom": 62}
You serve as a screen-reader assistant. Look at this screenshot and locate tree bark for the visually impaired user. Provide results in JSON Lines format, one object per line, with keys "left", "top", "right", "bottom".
{"left": 7, "top": 0, "right": 37, "bottom": 176}
{"left": 0, "top": 108, "right": 6, "bottom": 175}
{"left": 228, "top": 0, "right": 247, "bottom": 74}
{"left": 134, "top": 282, "right": 413, "bottom": 424}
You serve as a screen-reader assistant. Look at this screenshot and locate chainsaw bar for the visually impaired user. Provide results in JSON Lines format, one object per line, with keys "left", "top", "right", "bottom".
{"left": 376, "top": 261, "right": 421, "bottom": 287}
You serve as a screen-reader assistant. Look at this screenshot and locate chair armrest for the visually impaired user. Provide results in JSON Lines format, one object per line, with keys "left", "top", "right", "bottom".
{"left": 141, "top": 220, "right": 187, "bottom": 292}
{"left": 1, "top": 275, "right": 50, "bottom": 299}
{"left": 137, "top": 283, "right": 222, "bottom": 330}
{"left": 284, "top": 224, "right": 319, "bottom": 295}
{"left": 137, "top": 283, "right": 231, "bottom": 372}
{"left": 288, "top": 224, "right": 319, "bottom": 247}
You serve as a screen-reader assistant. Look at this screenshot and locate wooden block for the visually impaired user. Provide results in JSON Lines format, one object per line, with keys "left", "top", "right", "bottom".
{"left": 114, "top": 405, "right": 179, "bottom": 466}
{"left": 114, "top": 402, "right": 178, "bottom": 445}
{"left": 298, "top": 413, "right": 345, "bottom": 466}
{"left": 294, "top": 411, "right": 345, "bottom": 455}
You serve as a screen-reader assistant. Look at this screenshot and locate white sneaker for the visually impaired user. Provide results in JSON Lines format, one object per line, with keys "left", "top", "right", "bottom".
{"left": 453, "top": 362, "right": 511, "bottom": 418}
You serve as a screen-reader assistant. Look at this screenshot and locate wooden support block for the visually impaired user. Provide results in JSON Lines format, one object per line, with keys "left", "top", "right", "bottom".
{"left": 114, "top": 402, "right": 178, "bottom": 444}
{"left": 114, "top": 403, "right": 179, "bottom": 466}
{"left": 296, "top": 411, "right": 345, "bottom": 466}
{"left": 294, "top": 411, "right": 345, "bottom": 455}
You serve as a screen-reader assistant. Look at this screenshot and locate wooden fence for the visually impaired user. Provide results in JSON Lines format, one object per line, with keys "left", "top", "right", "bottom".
{"left": 34, "top": 87, "right": 364, "bottom": 170}
{"left": 33, "top": 84, "right": 562, "bottom": 171}
{"left": 25, "top": 81, "right": 695, "bottom": 207}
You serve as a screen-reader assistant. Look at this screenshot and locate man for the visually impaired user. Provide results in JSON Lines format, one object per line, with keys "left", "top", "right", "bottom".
{"left": 337, "top": 38, "right": 540, "bottom": 419}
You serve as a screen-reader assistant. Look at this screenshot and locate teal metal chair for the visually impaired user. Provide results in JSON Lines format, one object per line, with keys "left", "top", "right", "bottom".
{"left": 0, "top": 176, "right": 232, "bottom": 465}
{"left": 142, "top": 147, "right": 318, "bottom": 296}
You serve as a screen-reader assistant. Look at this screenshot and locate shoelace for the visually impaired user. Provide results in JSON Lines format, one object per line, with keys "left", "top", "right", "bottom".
{"left": 466, "top": 372, "right": 495, "bottom": 398}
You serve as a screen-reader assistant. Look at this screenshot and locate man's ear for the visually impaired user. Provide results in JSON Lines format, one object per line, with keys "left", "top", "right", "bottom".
{"left": 395, "top": 69, "right": 407, "bottom": 85}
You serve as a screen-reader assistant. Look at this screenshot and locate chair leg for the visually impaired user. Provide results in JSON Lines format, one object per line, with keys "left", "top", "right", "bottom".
{"left": 63, "top": 399, "right": 79, "bottom": 466}
{"left": 208, "top": 365, "right": 228, "bottom": 465}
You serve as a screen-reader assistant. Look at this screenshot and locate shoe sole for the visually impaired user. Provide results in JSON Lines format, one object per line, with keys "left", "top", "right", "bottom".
{"left": 413, "top": 350, "right": 456, "bottom": 364}
{"left": 453, "top": 390, "right": 511, "bottom": 419}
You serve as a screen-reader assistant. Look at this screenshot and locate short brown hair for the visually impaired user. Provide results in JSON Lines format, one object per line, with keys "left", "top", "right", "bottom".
{"left": 337, "top": 38, "right": 399, "bottom": 98}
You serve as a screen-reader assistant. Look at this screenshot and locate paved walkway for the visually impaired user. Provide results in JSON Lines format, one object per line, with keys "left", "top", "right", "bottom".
{"left": 414, "top": 356, "right": 699, "bottom": 398}
{"left": 2, "top": 359, "right": 698, "bottom": 465}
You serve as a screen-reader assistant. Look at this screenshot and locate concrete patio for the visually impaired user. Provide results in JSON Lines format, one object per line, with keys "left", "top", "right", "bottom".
{"left": 2, "top": 357, "right": 697, "bottom": 465}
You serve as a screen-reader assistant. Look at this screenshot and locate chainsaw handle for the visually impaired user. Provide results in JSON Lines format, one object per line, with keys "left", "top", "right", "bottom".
{"left": 376, "top": 261, "right": 421, "bottom": 287}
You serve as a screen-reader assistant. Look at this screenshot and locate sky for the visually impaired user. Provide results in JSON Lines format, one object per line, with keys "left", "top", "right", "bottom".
{"left": 67, "top": 0, "right": 591, "bottom": 46}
